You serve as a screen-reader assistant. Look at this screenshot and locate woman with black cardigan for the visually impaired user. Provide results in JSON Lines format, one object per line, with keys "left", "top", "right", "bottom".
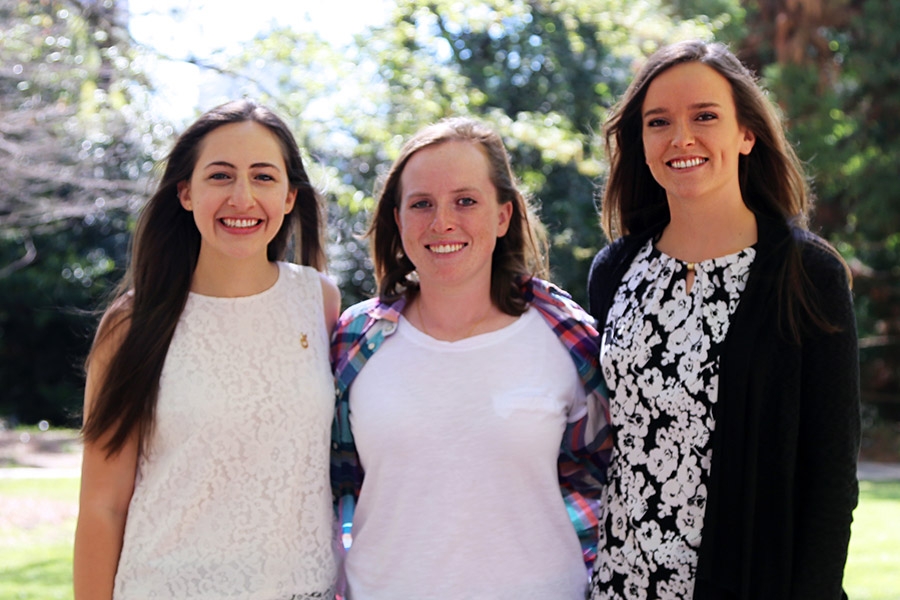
{"left": 587, "top": 40, "right": 859, "bottom": 600}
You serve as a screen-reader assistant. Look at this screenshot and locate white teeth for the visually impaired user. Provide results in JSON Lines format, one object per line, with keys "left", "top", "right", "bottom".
{"left": 429, "top": 243, "right": 465, "bottom": 254}
{"left": 669, "top": 157, "right": 706, "bottom": 169}
{"left": 221, "top": 218, "right": 260, "bottom": 228}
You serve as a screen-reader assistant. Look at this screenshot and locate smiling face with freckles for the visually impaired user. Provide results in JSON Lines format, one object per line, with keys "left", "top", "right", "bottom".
{"left": 177, "top": 120, "right": 297, "bottom": 271}
{"left": 641, "top": 61, "right": 756, "bottom": 210}
{"left": 394, "top": 140, "right": 512, "bottom": 295}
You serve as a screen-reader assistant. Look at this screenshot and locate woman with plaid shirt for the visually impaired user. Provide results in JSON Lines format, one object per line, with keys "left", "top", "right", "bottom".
{"left": 330, "top": 117, "right": 611, "bottom": 600}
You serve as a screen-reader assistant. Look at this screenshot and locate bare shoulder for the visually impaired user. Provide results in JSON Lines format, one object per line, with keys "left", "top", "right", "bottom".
{"left": 85, "top": 295, "right": 133, "bottom": 414}
{"left": 80, "top": 294, "right": 140, "bottom": 493}
{"left": 318, "top": 272, "right": 341, "bottom": 334}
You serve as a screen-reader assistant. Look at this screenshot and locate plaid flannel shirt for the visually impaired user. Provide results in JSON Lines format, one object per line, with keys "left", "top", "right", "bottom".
{"left": 330, "top": 277, "right": 612, "bottom": 566}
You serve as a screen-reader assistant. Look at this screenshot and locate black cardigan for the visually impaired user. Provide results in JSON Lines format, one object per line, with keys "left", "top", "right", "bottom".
{"left": 587, "top": 215, "right": 860, "bottom": 600}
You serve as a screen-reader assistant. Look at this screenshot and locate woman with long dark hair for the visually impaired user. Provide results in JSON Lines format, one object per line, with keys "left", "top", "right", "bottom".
{"left": 74, "top": 100, "right": 340, "bottom": 599}
{"left": 588, "top": 40, "right": 859, "bottom": 599}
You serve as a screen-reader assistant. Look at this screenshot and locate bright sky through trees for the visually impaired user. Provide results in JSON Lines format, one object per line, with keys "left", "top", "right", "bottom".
{"left": 127, "top": 0, "right": 390, "bottom": 120}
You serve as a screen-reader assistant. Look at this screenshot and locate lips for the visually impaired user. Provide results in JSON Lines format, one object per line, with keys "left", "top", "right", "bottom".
{"left": 427, "top": 242, "right": 466, "bottom": 254}
{"left": 220, "top": 217, "right": 262, "bottom": 228}
{"left": 667, "top": 157, "right": 708, "bottom": 169}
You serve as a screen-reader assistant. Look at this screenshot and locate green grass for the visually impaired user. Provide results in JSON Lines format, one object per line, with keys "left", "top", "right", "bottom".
{"left": 844, "top": 480, "right": 900, "bottom": 599}
{"left": 0, "top": 478, "right": 80, "bottom": 501}
{"left": 0, "top": 528, "right": 75, "bottom": 600}
{"left": 0, "top": 477, "right": 897, "bottom": 599}
{"left": 0, "top": 478, "right": 79, "bottom": 600}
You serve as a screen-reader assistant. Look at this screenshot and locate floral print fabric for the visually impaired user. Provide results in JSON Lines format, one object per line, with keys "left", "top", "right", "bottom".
{"left": 590, "top": 240, "right": 755, "bottom": 600}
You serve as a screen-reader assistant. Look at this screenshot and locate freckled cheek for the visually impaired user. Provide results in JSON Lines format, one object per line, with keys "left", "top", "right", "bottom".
{"left": 399, "top": 213, "right": 431, "bottom": 237}
{"left": 396, "top": 217, "right": 423, "bottom": 255}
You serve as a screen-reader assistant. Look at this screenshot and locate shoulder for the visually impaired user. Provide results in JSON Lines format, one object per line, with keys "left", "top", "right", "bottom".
{"left": 524, "top": 278, "right": 599, "bottom": 352}
{"left": 526, "top": 278, "right": 593, "bottom": 323}
{"left": 796, "top": 231, "right": 839, "bottom": 267}
{"left": 332, "top": 296, "right": 405, "bottom": 374}
{"left": 790, "top": 228, "right": 856, "bottom": 334}
{"left": 93, "top": 293, "right": 133, "bottom": 353}
{"left": 587, "top": 233, "right": 652, "bottom": 319}
{"left": 279, "top": 262, "right": 339, "bottom": 292}
{"left": 793, "top": 229, "right": 849, "bottom": 279}
{"left": 278, "top": 260, "right": 320, "bottom": 283}
{"left": 335, "top": 296, "right": 404, "bottom": 337}
{"left": 589, "top": 236, "right": 630, "bottom": 273}
{"left": 85, "top": 294, "right": 134, "bottom": 406}
{"left": 277, "top": 262, "right": 341, "bottom": 330}
{"left": 589, "top": 231, "right": 653, "bottom": 282}
{"left": 337, "top": 297, "right": 385, "bottom": 327}
{"left": 318, "top": 273, "right": 341, "bottom": 332}
{"left": 318, "top": 271, "right": 340, "bottom": 297}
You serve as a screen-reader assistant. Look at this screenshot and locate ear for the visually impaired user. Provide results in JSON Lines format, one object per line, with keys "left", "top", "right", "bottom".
{"left": 739, "top": 127, "right": 756, "bottom": 156}
{"left": 496, "top": 201, "right": 513, "bottom": 238}
{"left": 283, "top": 188, "right": 298, "bottom": 214}
{"left": 177, "top": 181, "right": 192, "bottom": 211}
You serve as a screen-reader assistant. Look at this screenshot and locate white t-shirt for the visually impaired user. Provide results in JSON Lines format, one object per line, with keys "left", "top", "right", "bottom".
{"left": 114, "top": 263, "right": 337, "bottom": 599}
{"left": 346, "top": 308, "right": 588, "bottom": 600}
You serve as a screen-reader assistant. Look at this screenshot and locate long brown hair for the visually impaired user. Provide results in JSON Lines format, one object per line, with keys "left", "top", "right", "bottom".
{"left": 369, "top": 117, "right": 548, "bottom": 315}
{"left": 600, "top": 39, "right": 848, "bottom": 338}
{"left": 82, "top": 99, "right": 325, "bottom": 457}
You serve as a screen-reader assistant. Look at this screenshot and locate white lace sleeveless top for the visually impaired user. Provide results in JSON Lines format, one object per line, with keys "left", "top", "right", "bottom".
{"left": 114, "top": 262, "right": 337, "bottom": 600}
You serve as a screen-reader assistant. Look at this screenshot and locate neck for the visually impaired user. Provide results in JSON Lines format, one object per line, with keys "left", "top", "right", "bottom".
{"left": 658, "top": 196, "right": 757, "bottom": 262}
{"left": 191, "top": 254, "right": 279, "bottom": 297}
{"left": 412, "top": 286, "right": 510, "bottom": 342}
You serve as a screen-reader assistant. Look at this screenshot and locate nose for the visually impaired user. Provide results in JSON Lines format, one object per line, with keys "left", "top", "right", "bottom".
{"left": 430, "top": 202, "right": 455, "bottom": 232}
{"left": 671, "top": 120, "right": 695, "bottom": 148}
{"left": 228, "top": 175, "right": 256, "bottom": 209}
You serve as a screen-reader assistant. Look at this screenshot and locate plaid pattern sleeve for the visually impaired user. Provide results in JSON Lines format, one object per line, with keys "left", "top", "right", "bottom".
{"left": 524, "top": 277, "right": 613, "bottom": 567}
{"left": 330, "top": 297, "right": 405, "bottom": 522}
{"left": 329, "top": 284, "right": 609, "bottom": 566}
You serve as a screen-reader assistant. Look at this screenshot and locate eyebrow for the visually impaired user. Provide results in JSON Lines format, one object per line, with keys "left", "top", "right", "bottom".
{"left": 405, "top": 186, "right": 481, "bottom": 199}
{"left": 202, "top": 160, "right": 282, "bottom": 170}
{"left": 642, "top": 101, "right": 722, "bottom": 118}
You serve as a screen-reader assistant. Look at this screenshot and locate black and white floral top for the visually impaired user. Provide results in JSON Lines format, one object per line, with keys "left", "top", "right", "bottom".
{"left": 590, "top": 239, "right": 755, "bottom": 600}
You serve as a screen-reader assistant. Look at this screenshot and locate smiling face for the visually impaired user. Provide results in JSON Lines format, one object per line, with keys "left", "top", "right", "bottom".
{"left": 641, "top": 61, "right": 756, "bottom": 209}
{"left": 177, "top": 120, "right": 297, "bottom": 270}
{"left": 394, "top": 140, "right": 512, "bottom": 294}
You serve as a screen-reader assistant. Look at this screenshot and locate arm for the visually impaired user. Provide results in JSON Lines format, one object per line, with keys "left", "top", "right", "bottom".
{"left": 319, "top": 272, "right": 341, "bottom": 335}
{"left": 559, "top": 381, "right": 612, "bottom": 569}
{"left": 526, "top": 279, "right": 612, "bottom": 567}
{"left": 793, "top": 248, "right": 860, "bottom": 598}
{"left": 73, "top": 314, "right": 139, "bottom": 600}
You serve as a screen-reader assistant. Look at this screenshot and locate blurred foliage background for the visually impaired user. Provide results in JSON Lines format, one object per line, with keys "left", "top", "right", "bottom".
{"left": 0, "top": 0, "right": 897, "bottom": 452}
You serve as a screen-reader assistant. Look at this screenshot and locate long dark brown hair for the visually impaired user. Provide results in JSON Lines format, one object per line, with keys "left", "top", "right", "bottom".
{"left": 83, "top": 99, "right": 325, "bottom": 457}
{"left": 600, "top": 39, "right": 848, "bottom": 339}
{"left": 369, "top": 117, "right": 548, "bottom": 315}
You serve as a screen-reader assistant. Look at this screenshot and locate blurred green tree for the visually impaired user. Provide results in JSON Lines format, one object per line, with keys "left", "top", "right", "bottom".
{"left": 226, "top": 0, "right": 735, "bottom": 306}
{"left": 0, "top": 0, "right": 165, "bottom": 425}
{"left": 5, "top": 0, "right": 897, "bottom": 426}
{"left": 739, "top": 0, "right": 900, "bottom": 410}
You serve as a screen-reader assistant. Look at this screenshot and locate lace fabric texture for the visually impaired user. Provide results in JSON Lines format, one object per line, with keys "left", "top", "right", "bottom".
{"left": 114, "top": 263, "right": 337, "bottom": 599}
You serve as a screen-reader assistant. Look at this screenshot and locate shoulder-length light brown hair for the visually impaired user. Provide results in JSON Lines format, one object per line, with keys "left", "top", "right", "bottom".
{"left": 83, "top": 99, "right": 325, "bottom": 457}
{"left": 370, "top": 117, "right": 548, "bottom": 315}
